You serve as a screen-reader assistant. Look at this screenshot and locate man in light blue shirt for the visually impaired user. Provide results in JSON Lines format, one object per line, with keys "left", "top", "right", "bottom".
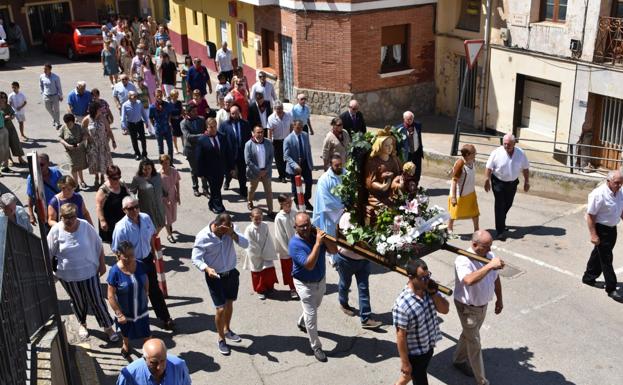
{"left": 121, "top": 91, "right": 150, "bottom": 160}
{"left": 39, "top": 63, "right": 63, "bottom": 129}
{"left": 113, "top": 75, "right": 137, "bottom": 112}
{"left": 67, "top": 81, "right": 92, "bottom": 121}
{"left": 192, "top": 213, "right": 248, "bottom": 355}
{"left": 112, "top": 196, "right": 174, "bottom": 329}
{"left": 291, "top": 93, "right": 314, "bottom": 135}
{"left": 116, "top": 338, "right": 191, "bottom": 385}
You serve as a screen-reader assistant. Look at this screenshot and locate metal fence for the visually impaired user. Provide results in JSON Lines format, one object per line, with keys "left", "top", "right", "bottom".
{"left": 0, "top": 217, "right": 72, "bottom": 385}
{"left": 457, "top": 132, "right": 622, "bottom": 177}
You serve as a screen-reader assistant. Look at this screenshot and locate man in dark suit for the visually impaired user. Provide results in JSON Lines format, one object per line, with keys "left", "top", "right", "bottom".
{"left": 218, "top": 105, "right": 252, "bottom": 197}
{"left": 339, "top": 99, "right": 366, "bottom": 136}
{"left": 284, "top": 119, "right": 314, "bottom": 210}
{"left": 196, "top": 118, "right": 232, "bottom": 213}
{"left": 397, "top": 111, "right": 424, "bottom": 186}
{"left": 248, "top": 92, "right": 273, "bottom": 138}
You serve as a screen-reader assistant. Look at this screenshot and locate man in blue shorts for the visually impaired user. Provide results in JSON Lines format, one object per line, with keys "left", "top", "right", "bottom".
{"left": 192, "top": 213, "right": 249, "bottom": 355}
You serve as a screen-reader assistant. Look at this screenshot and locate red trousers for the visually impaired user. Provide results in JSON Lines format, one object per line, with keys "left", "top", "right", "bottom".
{"left": 280, "top": 258, "right": 295, "bottom": 290}
{"left": 251, "top": 267, "right": 278, "bottom": 294}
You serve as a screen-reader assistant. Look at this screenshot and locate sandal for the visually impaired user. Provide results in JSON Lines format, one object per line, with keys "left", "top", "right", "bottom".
{"left": 167, "top": 235, "right": 176, "bottom": 243}
{"left": 80, "top": 182, "right": 88, "bottom": 189}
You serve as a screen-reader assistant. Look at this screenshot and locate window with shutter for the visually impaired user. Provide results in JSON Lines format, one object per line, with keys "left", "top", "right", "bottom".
{"left": 380, "top": 24, "right": 409, "bottom": 73}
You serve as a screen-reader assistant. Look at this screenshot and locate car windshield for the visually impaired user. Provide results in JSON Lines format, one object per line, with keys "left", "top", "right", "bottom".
{"left": 76, "top": 27, "right": 101, "bottom": 36}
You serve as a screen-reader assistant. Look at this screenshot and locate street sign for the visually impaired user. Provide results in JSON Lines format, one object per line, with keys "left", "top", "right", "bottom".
{"left": 464, "top": 39, "right": 484, "bottom": 69}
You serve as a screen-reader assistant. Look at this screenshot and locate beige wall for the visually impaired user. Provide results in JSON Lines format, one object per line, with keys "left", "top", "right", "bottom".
{"left": 487, "top": 47, "right": 576, "bottom": 150}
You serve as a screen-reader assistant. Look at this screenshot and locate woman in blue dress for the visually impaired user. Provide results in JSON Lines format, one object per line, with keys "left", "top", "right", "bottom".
{"left": 107, "top": 241, "right": 151, "bottom": 359}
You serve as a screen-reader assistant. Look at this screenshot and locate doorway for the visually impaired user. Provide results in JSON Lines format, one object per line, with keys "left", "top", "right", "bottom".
{"left": 27, "top": 1, "right": 72, "bottom": 45}
{"left": 458, "top": 56, "right": 478, "bottom": 126}
{"left": 280, "top": 35, "right": 294, "bottom": 102}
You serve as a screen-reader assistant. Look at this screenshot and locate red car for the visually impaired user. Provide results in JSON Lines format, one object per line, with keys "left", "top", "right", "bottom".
{"left": 43, "top": 21, "right": 103, "bottom": 60}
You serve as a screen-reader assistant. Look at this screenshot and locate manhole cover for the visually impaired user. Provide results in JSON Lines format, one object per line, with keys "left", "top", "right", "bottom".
{"left": 499, "top": 263, "right": 524, "bottom": 279}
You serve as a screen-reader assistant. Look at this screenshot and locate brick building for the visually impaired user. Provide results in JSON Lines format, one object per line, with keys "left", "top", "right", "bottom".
{"left": 168, "top": 0, "right": 437, "bottom": 125}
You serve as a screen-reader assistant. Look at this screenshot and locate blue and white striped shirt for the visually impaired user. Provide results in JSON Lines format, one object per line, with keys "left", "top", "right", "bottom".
{"left": 39, "top": 73, "right": 63, "bottom": 98}
{"left": 392, "top": 285, "right": 442, "bottom": 355}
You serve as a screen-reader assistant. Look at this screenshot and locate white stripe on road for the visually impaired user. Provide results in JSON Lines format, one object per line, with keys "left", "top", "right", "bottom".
{"left": 491, "top": 245, "right": 581, "bottom": 279}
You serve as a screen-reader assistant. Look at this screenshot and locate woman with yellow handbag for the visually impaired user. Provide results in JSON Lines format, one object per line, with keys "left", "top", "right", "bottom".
{"left": 448, "top": 144, "right": 480, "bottom": 233}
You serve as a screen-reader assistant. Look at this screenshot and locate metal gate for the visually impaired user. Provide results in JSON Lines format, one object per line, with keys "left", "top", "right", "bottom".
{"left": 593, "top": 95, "right": 623, "bottom": 169}
{"left": 458, "top": 56, "right": 478, "bottom": 125}
{"left": 280, "top": 35, "right": 294, "bottom": 102}
{"left": 26, "top": 1, "right": 72, "bottom": 44}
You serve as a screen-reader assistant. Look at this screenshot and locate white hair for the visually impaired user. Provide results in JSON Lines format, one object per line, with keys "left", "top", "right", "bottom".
{"left": 403, "top": 111, "right": 414, "bottom": 120}
{"left": 0, "top": 193, "right": 17, "bottom": 209}
{"left": 349, "top": 99, "right": 359, "bottom": 108}
{"left": 607, "top": 170, "right": 622, "bottom": 181}
{"left": 224, "top": 94, "right": 234, "bottom": 103}
{"left": 77, "top": 81, "right": 87, "bottom": 87}
{"left": 503, "top": 133, "right": 516, "bottom": 143}
{"left": 122, "top": 196, "right": 139, "bottom": 209}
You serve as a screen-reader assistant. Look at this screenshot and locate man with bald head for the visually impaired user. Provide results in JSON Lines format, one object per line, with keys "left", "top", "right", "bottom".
{"left": 116, "top": 338, "right": 191, "bottom": 384}
{"left": 339, "top": 99, "right": 367, "bottom": 135}
{"left": 582, "top": 170, "right": 623, "bottom": 302}
{"left": 484, "top": 134, "right": 530, "bottom": 240}
{"left": 452, "top": 230, "right": 504, "bottom": 383}
{"left": 289, "top": 212, "right": 337, "bottom": 362}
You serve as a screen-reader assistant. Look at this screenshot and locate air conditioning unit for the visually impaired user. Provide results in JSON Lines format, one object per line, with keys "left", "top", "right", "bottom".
{"left": 570, "top": 39, "right": 582, "bottom": 53}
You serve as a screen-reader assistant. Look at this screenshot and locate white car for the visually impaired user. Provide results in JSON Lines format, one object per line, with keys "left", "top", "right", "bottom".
{"left": 0, "top": 39, "right": 9, "bottom": 66}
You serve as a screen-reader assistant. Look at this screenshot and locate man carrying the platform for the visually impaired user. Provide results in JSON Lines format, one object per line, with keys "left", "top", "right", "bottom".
{"left": 289, "top": 212, "right": 337, "bottom": 362}
{"left": 392, "top": 258, "right": 449, "bottom": 385}
{"left": 452, "top": 230, "right": 504, "bottom": 384}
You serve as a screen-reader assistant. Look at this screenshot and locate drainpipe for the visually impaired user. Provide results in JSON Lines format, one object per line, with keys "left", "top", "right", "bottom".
{"left": 479, "top": 0, "right": 492, "bottom": 131}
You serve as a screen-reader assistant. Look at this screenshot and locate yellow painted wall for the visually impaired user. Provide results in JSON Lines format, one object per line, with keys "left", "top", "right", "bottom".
{"left": 168, "top": 1, "right": 186, "bottom": 35}
{"left": 168, "top": 0, "right": 257, "bottom": 68}
{"left": 435, "top": 0, "right": 486, "bottom": 124}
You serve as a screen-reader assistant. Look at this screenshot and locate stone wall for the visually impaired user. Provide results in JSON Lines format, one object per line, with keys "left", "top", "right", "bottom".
{"left": 294, "top": 82, "right": 436, "bottom": 127}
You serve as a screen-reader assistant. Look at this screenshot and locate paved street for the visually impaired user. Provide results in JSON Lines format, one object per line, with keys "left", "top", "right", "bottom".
{"left": 1, "top": 53, "right": 622, "bottom": 385}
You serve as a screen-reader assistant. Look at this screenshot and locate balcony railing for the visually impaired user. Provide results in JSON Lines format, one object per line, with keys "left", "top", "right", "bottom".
{"left": 594, "top": 16, "right": 623, "bottom": 65}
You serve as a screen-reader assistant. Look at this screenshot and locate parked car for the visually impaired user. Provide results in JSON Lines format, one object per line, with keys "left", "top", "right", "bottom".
{"left": 0, "top": 39, "right": 9, "bottom": 66}
{"left": 43, "top": 21, "right": 103, "bottom": 60}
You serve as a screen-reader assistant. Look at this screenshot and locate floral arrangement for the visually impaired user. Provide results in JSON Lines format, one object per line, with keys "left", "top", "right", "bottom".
{"left": 332, "top": 128, "right": 450, "bottom": 266}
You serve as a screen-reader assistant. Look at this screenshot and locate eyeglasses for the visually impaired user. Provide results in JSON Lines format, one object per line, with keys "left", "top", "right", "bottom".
{"left": 109, "top": 175, "right": 121, "bottom": 181}
{"left": 258, "top": 75, "right": 266, "bottom": 79}
{"left": 335, "top": 123, "right": 343, "bottom": 127}
{"left": 418, "top": 272, "right": 432, "bottom": 282}
{"left": 295, "top": 223, "right": 311, "bottom": 230}
{"left": 124, "top": 205, "right": 139, "bottom": 211}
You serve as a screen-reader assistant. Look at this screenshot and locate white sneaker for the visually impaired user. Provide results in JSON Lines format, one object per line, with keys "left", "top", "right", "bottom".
{"left": 78, "top": 325, "right": 89, "bottom": 339}
{"left": 105, "top": 327, "right": 119, "bottom": 342}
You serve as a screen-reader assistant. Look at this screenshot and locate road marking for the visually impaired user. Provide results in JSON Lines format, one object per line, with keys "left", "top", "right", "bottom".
{"left": 492, "top": 245, "right": 581, "bottom": 279}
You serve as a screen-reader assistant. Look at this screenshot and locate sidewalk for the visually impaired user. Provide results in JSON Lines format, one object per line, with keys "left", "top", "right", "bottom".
{"left": 308, "top": 112, "right": 599, "bottom": 203}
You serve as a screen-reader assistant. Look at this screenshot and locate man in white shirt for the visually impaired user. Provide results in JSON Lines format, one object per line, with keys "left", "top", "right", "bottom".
{"left": 484, "top": 134, "right": 530, "bottom": 240}
{"left": 582, "top": 170, "right": 623, "bottom": 302}
{"left": 250, "top": 71, "right": 277, "bottom": 106}
{"left": 267, "top": 100, "right": 292, "bottom": 183}
{"left": 215, "top": 42, "right": 234, "bottom": 82}
{"left": 452, "top": 230, "right": 504, "bottom": 384}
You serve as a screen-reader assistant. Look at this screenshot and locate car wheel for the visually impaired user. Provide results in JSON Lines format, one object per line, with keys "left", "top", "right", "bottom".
{"left": 67, "top": 46, "right": 75, "bottom": 60}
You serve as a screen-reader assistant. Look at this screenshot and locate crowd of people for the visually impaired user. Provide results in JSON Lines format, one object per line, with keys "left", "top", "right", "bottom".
{"left": 1, "top": 12, "right": 621, "bottom": 385}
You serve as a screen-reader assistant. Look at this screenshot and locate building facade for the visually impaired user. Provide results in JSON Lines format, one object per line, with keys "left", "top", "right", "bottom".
{"left": 486, "top": 0, "right": 623, "bottom": 170}
{"left": 167, "top": 0, "right": 437, "bottom": 126}
{"left": 435, "top": 0, "right": 487, "bottom": 128}
{"left": 0, "top": 0, "right": 99, "bottom": 46}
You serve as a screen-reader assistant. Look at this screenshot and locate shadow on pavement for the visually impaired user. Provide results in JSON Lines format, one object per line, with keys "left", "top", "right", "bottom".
{"left": 234, "top": 330, "right": 398, "bottom": 364}
{"left": 429, "top": 345, "right": 577, "bottom": 385}
{"left": 178, "top": 350, "right": 221, "bottom": 374}
{"left": 505, "top": 225, "right": 566, "bottom": 239}
{"left": 424, "top": 187, "right": 449, "bottom": 197}
{"left": 169, "top": 311, "right": 214, "bottom": 335}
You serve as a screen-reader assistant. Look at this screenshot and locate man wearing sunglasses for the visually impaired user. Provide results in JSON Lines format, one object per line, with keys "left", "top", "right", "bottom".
{"left": 26, "top": 152, "right": 63, "bottom": 227}
{"left": 112, "top": 196, "right": 174, "bottom": 330}
{"left": 392, "top": 258, "right": 449, "bottom": 385}
{"left": 250, "top": 71, "right": 277, "bottom": 107}
{"left": 452, "top": 230, "right": 504, "bottom": 384}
